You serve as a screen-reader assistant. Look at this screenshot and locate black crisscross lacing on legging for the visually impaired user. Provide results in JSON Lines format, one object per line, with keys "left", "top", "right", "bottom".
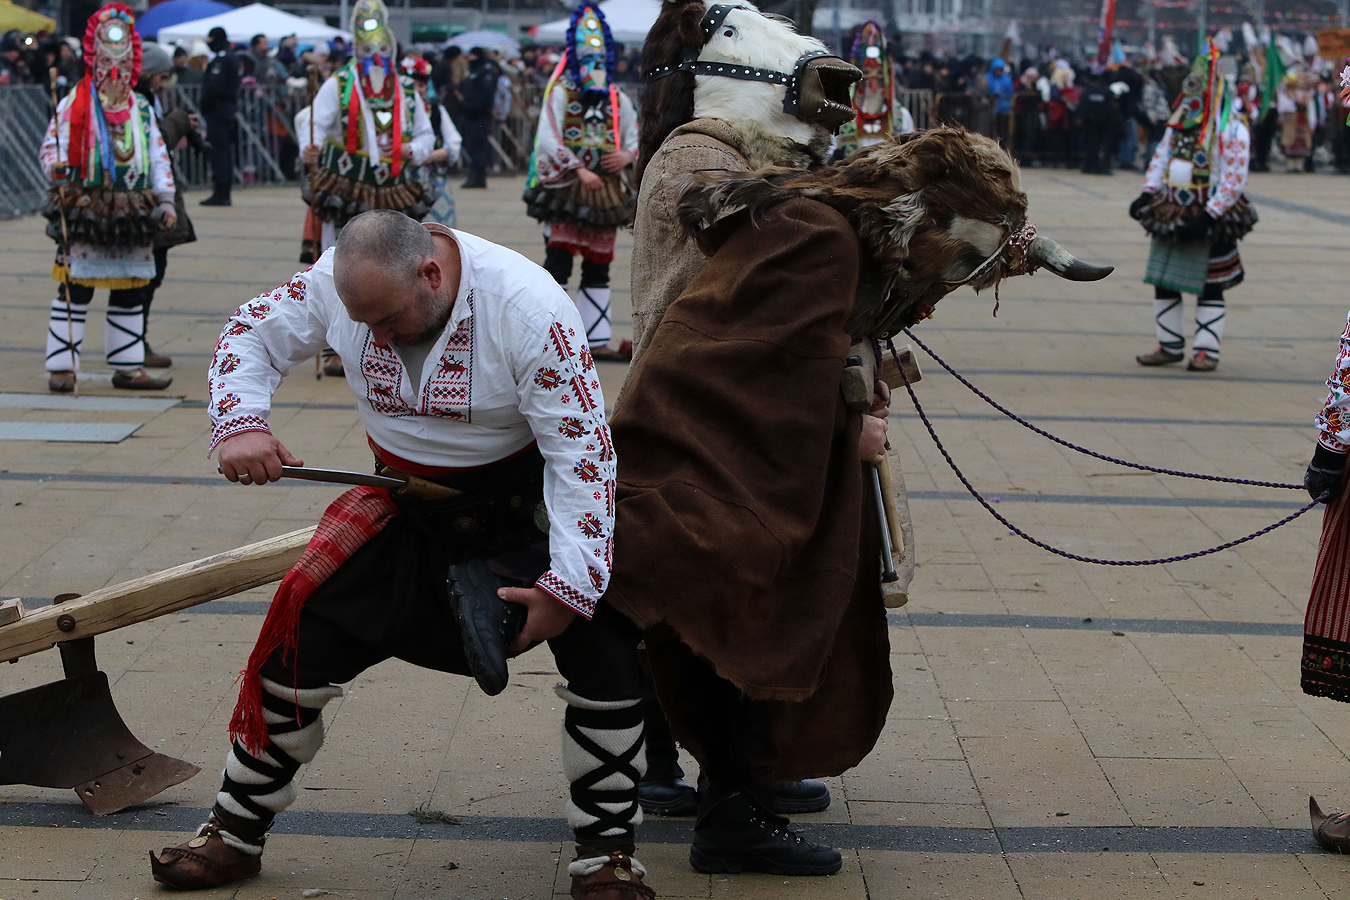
{"left": 565, "top": 702, "right": 644, "bottom": 841}
{"left": 887, "top": 336, "right": 1320, "bottom": 566}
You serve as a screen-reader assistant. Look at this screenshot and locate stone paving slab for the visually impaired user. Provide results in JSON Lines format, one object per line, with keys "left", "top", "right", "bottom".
{"left": 0, "top": 168, "right": 1349, "bottom": 898}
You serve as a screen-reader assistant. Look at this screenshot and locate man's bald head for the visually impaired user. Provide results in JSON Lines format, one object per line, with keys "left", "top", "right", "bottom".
{"left": 333, "top": 210, "right": 434, "bottom": 293}
{"left": 331, "top": 211, "right": 454, "bottom": 347}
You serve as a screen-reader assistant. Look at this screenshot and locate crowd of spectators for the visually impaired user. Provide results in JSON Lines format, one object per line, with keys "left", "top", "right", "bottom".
{"left": 6, "top": 20, "right": 1350, "bottom": 178}
{"left": 891, "top": 47, "right": 1350, "bottom": 175}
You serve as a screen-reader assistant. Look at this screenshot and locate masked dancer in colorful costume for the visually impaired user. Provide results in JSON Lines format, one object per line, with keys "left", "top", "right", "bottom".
{"left": 1299, "top": 56, "right": 1350, "bottom": 855}
{"left": 1131, "top": 41, "right": 1255, "bottom": 373}
{"left": 299, "top": 0, "right": 434, "bottom": 376}
{"left": 150, "top": 211, "right": 658, "bottom": 898}
{"left": 523, "top": 2, "right": 639, "bottom": 363}
{"left": 834, "top": 22, "right": 910, "bottom": 158}
{"left": 40, "top": 3, "right": 176, "bottom": 393}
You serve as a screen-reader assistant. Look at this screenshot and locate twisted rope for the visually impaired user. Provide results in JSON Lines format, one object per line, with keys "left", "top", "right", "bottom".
{"left": 886, "top": 339, "right": 1319, "bottom": 566}
{"left": 899, "top": 327, "right": 1303, "bottom": 491}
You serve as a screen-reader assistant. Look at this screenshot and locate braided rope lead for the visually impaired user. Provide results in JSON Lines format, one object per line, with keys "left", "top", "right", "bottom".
{"left": 885, "top": 340, "right": 1320, "bottom": 566}
{"left": 899, "top": 328, "right": 1303, "bottom": 491}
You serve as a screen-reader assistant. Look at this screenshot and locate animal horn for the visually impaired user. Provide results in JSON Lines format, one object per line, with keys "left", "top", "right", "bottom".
{"left": 1028, "top": 235, "right": 1114, "bottom": 281}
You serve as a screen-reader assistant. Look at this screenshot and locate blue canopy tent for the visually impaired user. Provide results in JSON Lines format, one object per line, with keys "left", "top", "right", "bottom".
{"left": 137, "top": 0, "right": 232, "bottom": 40}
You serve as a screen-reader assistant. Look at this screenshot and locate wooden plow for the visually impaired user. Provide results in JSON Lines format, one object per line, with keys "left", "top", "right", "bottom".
{"left": 0, "top": 527, "right": 315, "bottom": 814}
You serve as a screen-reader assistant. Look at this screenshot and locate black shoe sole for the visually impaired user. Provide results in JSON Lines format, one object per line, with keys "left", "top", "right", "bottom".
{"left": 639, "top": 794, "right": 699, "bottom": 817}
{"left": 770, "top": 795, "right": 831, "bottom": 815}
{"left": 689, "top": 845, "right": 842, "bottom": 876}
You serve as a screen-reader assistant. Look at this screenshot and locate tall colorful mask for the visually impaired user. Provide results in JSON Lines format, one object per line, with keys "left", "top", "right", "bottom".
{"left": 566, "top": 3, "right": 614, "bottom": 94}
{"left": 84, "top": 3, "right": 141, "bottom": 122}
{"left": 351, "top": 0, "right": 394, "bottom": 70}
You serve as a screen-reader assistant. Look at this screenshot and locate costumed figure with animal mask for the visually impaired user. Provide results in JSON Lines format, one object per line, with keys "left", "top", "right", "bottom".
{"left": 40, "top": 3, "right": 177, "bottom": 393}
{"left": 834, "top": 22, "right": 912, "bottom": 159}
{"left": 298, "top": 0, "right": 434, "bottom": 376}
{"left": 1131, "top": 40, "right": 1255, "bottom": 373}
{"left": 609, "top": 128, "right": 1113, "bottom": 877}
{"left": 625, "top": 0, "right": 861, "bottom": 840}
{"left": 522, "top": 2, "right": 639, "bottom": 363}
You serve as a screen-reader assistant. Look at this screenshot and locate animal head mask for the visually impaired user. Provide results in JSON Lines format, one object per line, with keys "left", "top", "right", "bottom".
{"left": 640, "top": 0, "right": 859, "bottom": 169}
{"left": 675, "top": 128, "right": 1114, "bottom": 339}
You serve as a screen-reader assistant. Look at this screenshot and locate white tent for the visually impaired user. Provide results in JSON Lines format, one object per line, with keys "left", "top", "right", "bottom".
{"left": 533, "top": 0, "right": 661, "bottom": 46}
{"left": 158, "top": 3, "right": 350, "bottom": 47}
{"left": 444, "top": 30, "right": 520, "bottom": 58}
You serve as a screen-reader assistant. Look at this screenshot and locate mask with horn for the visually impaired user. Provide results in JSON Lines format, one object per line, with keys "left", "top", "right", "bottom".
{"left": 674, "top": 127, "right": 1113, "bottom": 340}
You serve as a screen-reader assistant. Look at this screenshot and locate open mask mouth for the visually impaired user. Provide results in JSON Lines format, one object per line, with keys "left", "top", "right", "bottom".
{"left": 793, "top": 56, "right": 861, "bottom": 131}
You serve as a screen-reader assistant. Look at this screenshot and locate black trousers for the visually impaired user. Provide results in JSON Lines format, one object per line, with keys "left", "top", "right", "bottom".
{"left": 460, "top": 114, "right": 492, "bottom": 186}
{"left": 543, "top": 244, "right": 609, "bottom": 289}
{"left": 260, "top": 516, "right": 643, "bottom": 705}
{"left": 204, "top": 105, "right": 236, "bottom": 197}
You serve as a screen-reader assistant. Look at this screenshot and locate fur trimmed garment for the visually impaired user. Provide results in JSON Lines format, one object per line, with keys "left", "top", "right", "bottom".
{"left": 605, "top": 195, "right": 893, "bottom": 780}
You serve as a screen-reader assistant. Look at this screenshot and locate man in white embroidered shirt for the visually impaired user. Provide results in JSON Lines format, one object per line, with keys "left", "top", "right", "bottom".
{"left": 150, "top": 211, "right": 655, "bottom": 900}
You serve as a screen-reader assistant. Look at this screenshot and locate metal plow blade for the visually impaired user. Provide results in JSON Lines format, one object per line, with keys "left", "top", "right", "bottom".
{"left": 0, "top": 639, "right": 199, "bottom": 815}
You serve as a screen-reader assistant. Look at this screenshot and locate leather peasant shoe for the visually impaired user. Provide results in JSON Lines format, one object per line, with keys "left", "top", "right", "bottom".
{"left": 1136, "top": 346, "right": 1184, "bottom": 367}
{"left": 690, "top": 790, "right": 842, "bottom": 876}
{"left": 1311, "top": 796, "right": 1350, "bottom": 853}
{"left": 322, "top": 355, "right": 345, "bottom": 378}
{"left": 570, "top": 851, "right": 656, "bottom": 899}
{"left": 769, "top": 779, "right": 832, "bottom": 815}
{"left": 1187, "top": 350, "right": 1219, "bottom": 372}
{"left": 449, "top": 559, "right": 527, "bottom": 696}
{"left": 111, "top": 368, "right": 173, "bottom": 390}
{"left": 150, "top": 816, "right": 262, "bottom": 890}
{"left": 591, "top": 340, "right": 633, "bottom": 363}
{"left": 143, "top": 346, "right": 173, "bottom": 368}
{"left": 48, "top": 370, "right": 75, "bottom": 393}
{"left": 638, "top": 777, "right": 699, "bottom": 816}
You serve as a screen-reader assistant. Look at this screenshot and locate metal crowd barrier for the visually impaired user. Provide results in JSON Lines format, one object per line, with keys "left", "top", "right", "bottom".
{"left": 0, "top": 85, "right": 55, "bottom": 219}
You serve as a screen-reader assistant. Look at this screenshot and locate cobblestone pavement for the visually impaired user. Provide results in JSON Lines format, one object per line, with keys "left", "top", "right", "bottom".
{"left": 1, "top": 168, "right": 1349, "bottom": 899}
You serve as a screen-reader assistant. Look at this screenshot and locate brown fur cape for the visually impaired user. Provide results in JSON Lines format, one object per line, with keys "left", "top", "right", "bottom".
{"left": 605, "top": 194, "right": 893, "bottom": 779}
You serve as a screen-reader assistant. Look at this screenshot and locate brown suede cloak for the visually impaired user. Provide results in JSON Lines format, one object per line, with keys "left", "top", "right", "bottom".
{"left": 605, "top": 196, "right": 893, "bottom": 779}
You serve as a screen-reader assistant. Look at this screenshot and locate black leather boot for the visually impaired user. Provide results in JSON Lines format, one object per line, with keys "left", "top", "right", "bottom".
{"left": 769, "top": 779, "right": 831, "bottom": 815}
{"left": 690, "top": 790, "right": 841, "bottom": 876}
{"left": 638, "top": 777, "right": 698, "bottom": 816}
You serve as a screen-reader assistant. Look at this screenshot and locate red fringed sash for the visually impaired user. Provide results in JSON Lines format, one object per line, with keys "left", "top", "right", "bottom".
{"left": 229, "top": 487, "right": 400, "bottom": 754}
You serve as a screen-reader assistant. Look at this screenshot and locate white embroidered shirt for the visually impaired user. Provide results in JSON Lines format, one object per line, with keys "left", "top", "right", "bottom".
{"left": 207, "top": 229, "right": 615, "bottom": 617}
{"left": 1142, "top": 118, "right": 1251, "bottom": 219}
{"left": 1317, "top": 307, "right": 1350, "bottom": 453}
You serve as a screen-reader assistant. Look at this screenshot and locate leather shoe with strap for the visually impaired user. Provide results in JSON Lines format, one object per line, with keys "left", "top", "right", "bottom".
{"left": 150, "top": 816, "right": 262, "bottom": 889}
{"left": 1136, "top": 346, "right": 1184, "bottom": 367}
{"left": 1311, "top": 796, "right": 1350, "bottom": 852}
{"left": 112, "top": 368, "right": 173, "bottom": 390}
{"left": 1187, "top": 350, "right": 1219, "bottom": 371}
{"left": 570, "top": 850, "right": 656, "bottom": 899}
{"left": 48, "top": 370, "right": 75, "bottom": 393}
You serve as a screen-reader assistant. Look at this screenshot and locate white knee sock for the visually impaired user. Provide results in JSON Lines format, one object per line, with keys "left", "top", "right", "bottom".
{"left": 1152, "top": 297, "right": 1184, "bottom": 350}
{"left": 105, "top": 304, "right": 147, "bottom": 370}
{"left": 46, "top": 297, "right": 87, "bottom": 372}
{"left": 1194, "top": 296, "right": 1225, "bottom": 355}
{"left": 573, "top": 286, "right": 612, "bottom": 348}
